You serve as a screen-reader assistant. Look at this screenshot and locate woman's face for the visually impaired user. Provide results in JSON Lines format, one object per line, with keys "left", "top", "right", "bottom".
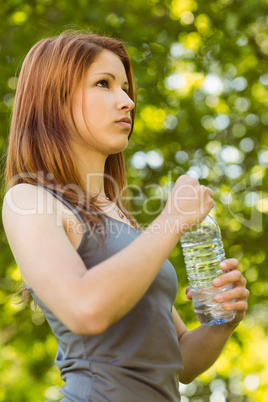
{"left": 71, "top": 50, "right": 135, "bottom": 156}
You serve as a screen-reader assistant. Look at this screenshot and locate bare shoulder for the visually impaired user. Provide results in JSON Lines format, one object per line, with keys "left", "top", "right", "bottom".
{"left": 2, "top": 183, "right": 63, "bottom": 251}
{"left": 3, "top": 183, "right": 53, "bottom": 216}
{"left": 3, "top": 183, "right": 83, "bottom": 251}
{"left": 2, "top": 183, "right": 88, "bottom": 333}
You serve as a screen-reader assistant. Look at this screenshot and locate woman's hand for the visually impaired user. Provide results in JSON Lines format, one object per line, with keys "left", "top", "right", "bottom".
{"left": 162, "top": 175, "right": 215, "bottom": 236}
{"left": 186, "top": 258, "right": 250, "bottom": 327}
{"left": 214, "top": 259, "right": 249, "bottom": 326}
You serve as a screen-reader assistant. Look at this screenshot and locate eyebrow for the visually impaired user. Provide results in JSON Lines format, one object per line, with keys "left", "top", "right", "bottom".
{"left": 93, "top": 72, "right": 129, "bottom": 86}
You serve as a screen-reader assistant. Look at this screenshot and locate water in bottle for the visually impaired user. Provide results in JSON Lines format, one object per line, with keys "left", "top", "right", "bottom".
{"left": 180, "top": 215, "right": 235, "bottom": 325}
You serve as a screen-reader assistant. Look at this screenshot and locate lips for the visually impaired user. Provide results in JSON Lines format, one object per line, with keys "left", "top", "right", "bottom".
{"left": 116, "top": 117, "right": 132, "bottom": 130}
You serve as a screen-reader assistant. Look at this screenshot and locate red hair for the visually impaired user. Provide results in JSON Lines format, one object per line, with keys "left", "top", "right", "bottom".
{"left": 6, "top": 30, "right": 138, "bottom": 229}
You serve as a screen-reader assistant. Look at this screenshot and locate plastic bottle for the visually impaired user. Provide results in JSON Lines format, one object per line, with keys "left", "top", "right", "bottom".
{"left": 180, "top": 215, "right": 235, "bottom": 325}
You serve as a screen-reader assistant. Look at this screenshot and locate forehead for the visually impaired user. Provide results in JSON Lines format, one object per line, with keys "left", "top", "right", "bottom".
{"left": 86, "top": 49, "right": 128, "bottom": 79}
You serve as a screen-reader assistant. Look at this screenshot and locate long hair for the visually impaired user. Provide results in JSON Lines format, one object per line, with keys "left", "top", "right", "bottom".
{"left": 5, "top": 30, "right": 138, "bottom": 231}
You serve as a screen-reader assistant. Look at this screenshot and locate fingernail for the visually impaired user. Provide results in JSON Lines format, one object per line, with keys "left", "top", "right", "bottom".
{"left": 220, "top": 262, "right": 227, "bottom": 269}
{"left": 213, "top": 278, "right": 221, "bottom": 286}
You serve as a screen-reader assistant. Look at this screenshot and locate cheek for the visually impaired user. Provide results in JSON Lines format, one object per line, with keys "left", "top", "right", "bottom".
{"left": 85, "top": 95, "right": 104, "bottom": 114}
{"left": 83, "top": 98, "right": 109, "bottom": 129}
{"left": 72, "top": 92, "right": 111, "bottom": 136}
{"left": 71, "top": 95, "right": 84, "bottom": 126}
{"left": 72, "top": 100, "right": 93, "bottom": 134}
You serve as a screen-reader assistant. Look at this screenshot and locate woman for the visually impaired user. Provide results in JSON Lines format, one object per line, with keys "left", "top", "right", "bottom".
{"left": 2, "top": 30, "right": 249, "bottom": 401}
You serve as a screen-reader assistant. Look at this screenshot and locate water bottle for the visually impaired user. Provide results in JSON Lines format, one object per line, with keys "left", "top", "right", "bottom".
{"left": 180, "top": 215, "right": 235, "bottom": 325}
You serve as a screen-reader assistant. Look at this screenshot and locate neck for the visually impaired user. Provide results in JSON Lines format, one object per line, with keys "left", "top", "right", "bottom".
{"left": 71, "top": 145, "right": 107, "bottom": 196}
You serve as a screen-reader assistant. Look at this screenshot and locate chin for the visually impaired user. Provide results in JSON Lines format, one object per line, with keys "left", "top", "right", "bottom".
{"left": 107, "top": 140, "right": 129, "bottom": 154}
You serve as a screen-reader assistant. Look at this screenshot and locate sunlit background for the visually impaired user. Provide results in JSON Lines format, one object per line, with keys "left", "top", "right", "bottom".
{"left": 0, "top": 0, "right": 268, "bottom": 401}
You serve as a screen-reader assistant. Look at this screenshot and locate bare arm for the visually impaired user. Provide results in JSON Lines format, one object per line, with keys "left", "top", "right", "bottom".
{"left": 172, "top": 259, "right": 249, "bottom": 384}
{"left": 2, "top": 177, "right": 214, "bottom": 335}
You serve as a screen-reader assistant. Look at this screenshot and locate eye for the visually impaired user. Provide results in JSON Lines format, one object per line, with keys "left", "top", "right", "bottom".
{"left": 123, "top": 87, "right": 130, "bottom": 95}
{"left": 96, "top": 79, "right": 109, "bottom": 88}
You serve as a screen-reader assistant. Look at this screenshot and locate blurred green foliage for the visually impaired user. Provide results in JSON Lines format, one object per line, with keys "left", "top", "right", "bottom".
{"left": 0, "top": 0, "right": 268, "bottom": 401}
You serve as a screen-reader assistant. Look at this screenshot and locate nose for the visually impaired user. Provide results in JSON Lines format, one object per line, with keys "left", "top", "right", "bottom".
{"left": 117, "top": 89, "right": 135, "bottom": 112}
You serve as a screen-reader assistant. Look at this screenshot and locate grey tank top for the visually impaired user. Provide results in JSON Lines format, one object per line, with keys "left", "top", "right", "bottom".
{"left": 25, "top": 188, "right": 183, "bottom": 401}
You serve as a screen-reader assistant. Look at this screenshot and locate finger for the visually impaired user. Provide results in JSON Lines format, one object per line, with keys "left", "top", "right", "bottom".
{"left": 215, "top": 286, "right": 250, "bottom": 303}
{"left": 219, "top": 258, "right": 239, "bottom": 271}
{"left": 200, "top": 185, "right": 214, "bottom": 200}
{"left": 213, "top": 269, "right": 245, "bottom": 287}
{"left": 222, "top": 299, "right": 248, "bottom": 312}
{"left": 185, "top": 286, "right": 192, "bottom": 300}
{"left": 208, "top": 198, "right": 215, "bottom": 210}
{"left": 206, "top": 187, "right": 214, "bottom": 198}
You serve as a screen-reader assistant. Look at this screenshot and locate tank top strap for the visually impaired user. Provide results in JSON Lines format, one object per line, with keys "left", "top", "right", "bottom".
{"left": 38, "top": 185, "right": 87, "bottom": 226}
